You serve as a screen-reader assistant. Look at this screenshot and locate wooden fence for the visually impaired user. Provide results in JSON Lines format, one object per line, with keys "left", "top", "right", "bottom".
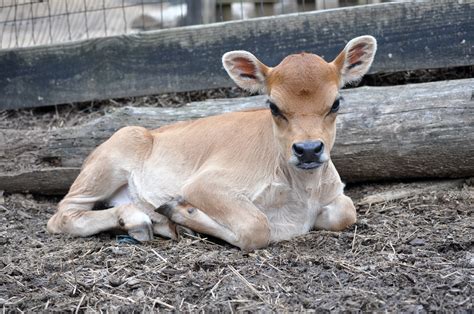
{"left": 0, "top": 1, "right": 472, "bottom": 110}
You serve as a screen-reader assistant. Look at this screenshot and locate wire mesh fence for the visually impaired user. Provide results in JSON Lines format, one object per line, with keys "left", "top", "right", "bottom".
{"left": 0, "top": 0, "right": 393, "bottom": 49}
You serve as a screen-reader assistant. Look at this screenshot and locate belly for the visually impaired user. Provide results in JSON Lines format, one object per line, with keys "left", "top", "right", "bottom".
{"left": 106, "top": 162, "right": 187, "bottom": 218}
{"left": 131, "top": 167, "right": 185, "bottom": 208}
{"left": 108, "top": 185, "right": 133, "bottom": 207}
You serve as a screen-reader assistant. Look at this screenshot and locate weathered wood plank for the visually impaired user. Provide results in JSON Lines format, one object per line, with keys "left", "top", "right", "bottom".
{"left": 0, "top": 1, "right": 472, "bottom": 109}
{"left": 0, "top": 79, "right": 473, "bottom": 194}
{"left": 1, "top": 168, "right": 80, "bottom": 196}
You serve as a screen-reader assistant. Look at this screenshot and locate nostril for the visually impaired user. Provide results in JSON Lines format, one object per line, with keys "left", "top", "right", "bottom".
{"left": 292, "top": 143, "right": 304, "bottom": 157}
{"left": 313, "top": 141, "right": 324, "bottom": 154}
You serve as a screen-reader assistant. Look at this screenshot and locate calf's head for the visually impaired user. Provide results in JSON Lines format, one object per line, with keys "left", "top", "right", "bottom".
{"left": 223, "top": 36, "right": 377, "bottom": 170}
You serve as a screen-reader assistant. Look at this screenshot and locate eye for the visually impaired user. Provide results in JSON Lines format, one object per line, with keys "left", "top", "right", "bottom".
{"left": 330, "top": 97, "right": 341, "bottom": 113}
{"left": 267, "top": 100, "right": 283, "bottom": 118}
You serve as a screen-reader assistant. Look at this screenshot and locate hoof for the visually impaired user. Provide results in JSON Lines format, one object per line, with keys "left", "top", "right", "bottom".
{"left": 155, "top": 197, "right": 197, "bottom": 240}
{"left": 127, "top": 223, "right": 153, "bottom": 242}
{"left": 156, "top": 203, "right": 173, "bottom": 218}
{"left": 155, "top": 196, "right": 186, "bottom": 218}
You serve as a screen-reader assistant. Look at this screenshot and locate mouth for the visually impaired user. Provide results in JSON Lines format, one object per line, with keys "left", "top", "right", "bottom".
{"left": 295, "top": 161, "right": 323, "bottom": 170}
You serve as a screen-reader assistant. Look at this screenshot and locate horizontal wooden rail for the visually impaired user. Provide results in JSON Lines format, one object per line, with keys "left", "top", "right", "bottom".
{"left": 0, "top": 1, "right": 473, "bottom": 109}
{"left": 1, "top": 78, "right": 473, "bottom": 194}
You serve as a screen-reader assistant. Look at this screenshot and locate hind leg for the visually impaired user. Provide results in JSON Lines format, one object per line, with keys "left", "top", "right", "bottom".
{"left": 48, "top": 203, "right": 154, "bottom": 241}
{"left": 47, "top": 126, "right": 158, "bottom": 241}
{"left": 46, "top": 162, "right": 156, "bottom": 241}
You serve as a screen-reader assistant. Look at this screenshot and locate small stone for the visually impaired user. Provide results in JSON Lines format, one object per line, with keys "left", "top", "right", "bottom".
{"left": 409, "top": 238, "right": 426, "bottom": 246}
{"left": 2, "top": 256, "right": 12, "bottom": 265}
{"left": 111, "top": 247, "right": 126, "bottom": 255}
{"left": 17, "top": 210, "right": 33, "bottom": 219}
{"left": 387, "top": 253, "right": 398, "bottom": 261}
{"left": 135, "top": 289, "right": 145, "bottom": 298}
{"left": 126, "top": 278, "right": 141, "bottom": 288}
{"left": 466, "top": 252, "right": 474, "bottom": 267}
{"left": 109, "top": 275, "right": 123, "bottom": 287}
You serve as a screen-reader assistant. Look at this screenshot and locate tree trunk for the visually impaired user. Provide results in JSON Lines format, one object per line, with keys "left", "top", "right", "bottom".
{"left": 1, "top": 79, "right": 473, "bottom": 194}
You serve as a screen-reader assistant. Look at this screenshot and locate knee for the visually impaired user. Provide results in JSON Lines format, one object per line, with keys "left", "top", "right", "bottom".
{"left": 334, "top": 201, "right": 356, "bottom": 231}
{"left": 237, "top": 218, "right": 271, "bottom": 251}
{"left": 316, "top": 194, "right": 357, "bottom": 231}
{"left": 46, "top": 210, "right": 75, "bottom": 234}
{"left": 46, "top": 210, "right": 88, "bottom": 236}
{"left": 46, "top": 212, "right": 62, "bottom": 234}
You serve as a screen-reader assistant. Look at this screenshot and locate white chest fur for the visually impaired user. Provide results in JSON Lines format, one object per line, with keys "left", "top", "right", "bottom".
{"left": 251, "top": 181, "right": 321, "bottom": 242}
{"left": 250, "top": 162, "right": 345, "bottom": 243}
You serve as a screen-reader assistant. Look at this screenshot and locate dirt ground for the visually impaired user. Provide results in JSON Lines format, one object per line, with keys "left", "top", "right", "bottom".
{"left": 1, "top": 180, "right": 472, "bottom": 312}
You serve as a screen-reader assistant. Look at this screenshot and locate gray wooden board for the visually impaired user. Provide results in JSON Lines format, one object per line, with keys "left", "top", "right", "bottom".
{"left": 0, "top": 1, "right": 473, "bottom": 110}
{"left": 0, "top": 78, "right": 473, "bottom": 194}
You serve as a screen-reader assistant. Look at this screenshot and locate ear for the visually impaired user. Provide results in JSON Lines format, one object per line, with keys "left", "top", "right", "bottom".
{"left": 222, "top": 50, "right": 270, "bottom": 93}
{"left": 332, "top": 35, "right": 377, "bottom": 87}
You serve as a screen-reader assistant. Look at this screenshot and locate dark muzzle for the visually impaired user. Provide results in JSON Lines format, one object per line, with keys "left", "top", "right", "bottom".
{"left": 292, "top": 140, "right": 325, "bottom": 169}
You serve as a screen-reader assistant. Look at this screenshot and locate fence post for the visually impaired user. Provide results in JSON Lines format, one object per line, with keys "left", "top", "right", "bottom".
{"left": 185, "top": 0, "right": 203, "bottom": 25}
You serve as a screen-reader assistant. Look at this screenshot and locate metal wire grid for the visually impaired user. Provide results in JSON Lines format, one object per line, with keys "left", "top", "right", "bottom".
{"left": 0, "top": 0, "right": 386, "bottom": 49}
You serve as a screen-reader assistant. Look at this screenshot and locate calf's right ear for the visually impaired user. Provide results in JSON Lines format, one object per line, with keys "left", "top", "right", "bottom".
{"left": 222, "top": 51, "right": 270, "bottom": 93}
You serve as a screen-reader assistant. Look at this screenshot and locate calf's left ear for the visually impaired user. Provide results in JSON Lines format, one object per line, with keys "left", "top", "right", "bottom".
{"left": 332, "top": 35, "right": 377, "bottom": 87}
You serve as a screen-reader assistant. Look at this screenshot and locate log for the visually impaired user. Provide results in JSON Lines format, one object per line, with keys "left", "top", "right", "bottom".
{"left": 357, "top": 179, "right": 467, "bottom": 206}
{"left": 1, "top": 1, "right": 473, "bottom": 109}
{"left": 0, "top": 79, "right": 473, "bottom": 194}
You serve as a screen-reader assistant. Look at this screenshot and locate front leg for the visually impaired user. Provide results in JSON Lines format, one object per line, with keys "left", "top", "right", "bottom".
{"left": 156, "top": 175, "right": 271, "bottom": 251}
{"left": 314, "top": 194, "right": 356, "bottom": 231}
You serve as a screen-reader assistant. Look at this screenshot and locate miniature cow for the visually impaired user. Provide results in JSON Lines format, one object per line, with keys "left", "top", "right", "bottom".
{"left": 47, "top": 36, "right": 377, "bottom": 251}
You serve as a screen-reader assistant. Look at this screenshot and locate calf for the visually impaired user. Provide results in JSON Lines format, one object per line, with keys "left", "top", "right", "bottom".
{"left": 47, "top": 36, "right": 377, "bottom": 251}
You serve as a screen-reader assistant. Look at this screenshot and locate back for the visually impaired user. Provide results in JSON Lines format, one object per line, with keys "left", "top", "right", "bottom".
{"left": 148, "top": 108, "right": 278, "bottom": 185}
